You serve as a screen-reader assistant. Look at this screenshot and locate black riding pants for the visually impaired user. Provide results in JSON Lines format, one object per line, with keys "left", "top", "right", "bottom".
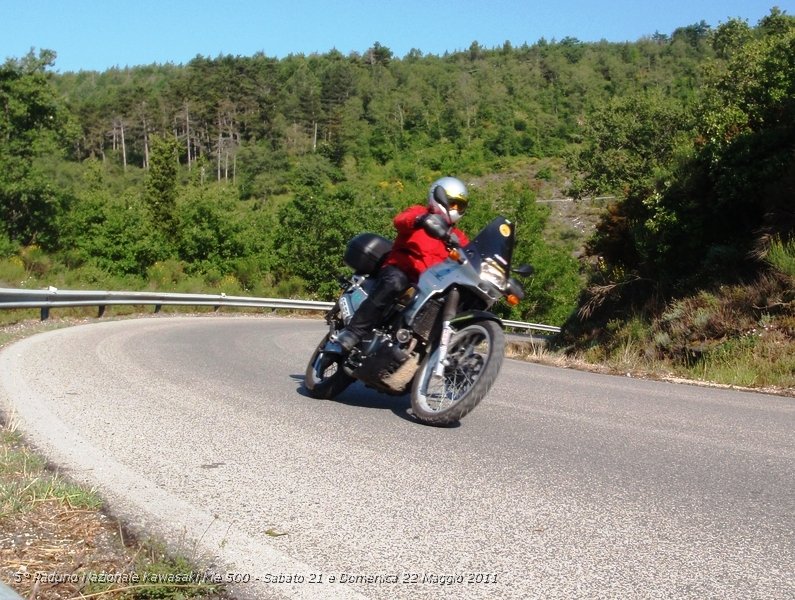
{"left": 346, "top": 265, "right": 409, "bottom": 339}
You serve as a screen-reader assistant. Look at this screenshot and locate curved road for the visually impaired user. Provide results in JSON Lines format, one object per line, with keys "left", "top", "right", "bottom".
{"left": 1, "top": 316, "right": 793, "bottom": 599}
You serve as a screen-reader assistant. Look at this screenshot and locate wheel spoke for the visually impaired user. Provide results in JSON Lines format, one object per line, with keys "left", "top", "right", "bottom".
{"left": 411, "top": 321, "right": 505, "bottom": 424}
{"left": 420, "top": 329, "right": 490, "bottom": 413}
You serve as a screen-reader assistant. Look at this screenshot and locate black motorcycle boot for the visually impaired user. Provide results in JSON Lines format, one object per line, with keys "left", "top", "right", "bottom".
{"left": 324, "top": 329, "right": 360, "bottom": 355}
{"left": 335, "top": 329, "right": 360, "bottom": 351}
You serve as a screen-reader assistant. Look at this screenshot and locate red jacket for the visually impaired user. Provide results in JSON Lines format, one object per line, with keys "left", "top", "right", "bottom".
{"left": 383, "top": 205, "right": 469, "bottom": 282}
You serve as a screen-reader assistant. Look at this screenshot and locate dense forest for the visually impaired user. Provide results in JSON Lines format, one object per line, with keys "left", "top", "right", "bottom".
{"left": 1, "top": 8, "right": 793, "bottom": 383}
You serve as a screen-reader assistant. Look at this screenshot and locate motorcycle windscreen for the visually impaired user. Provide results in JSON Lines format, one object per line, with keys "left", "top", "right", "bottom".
{"left": 465, "top": 216, "right": 515, "bottom": 270}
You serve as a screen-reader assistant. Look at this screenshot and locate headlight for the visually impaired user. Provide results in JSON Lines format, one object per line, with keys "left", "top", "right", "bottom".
{"left": 479, "top": 257, "right": 508, "bottom": 290}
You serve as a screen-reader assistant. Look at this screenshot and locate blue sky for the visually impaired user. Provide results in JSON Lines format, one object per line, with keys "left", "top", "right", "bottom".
{"left": 1, "top": 1, "right": 790, "bottom": 72}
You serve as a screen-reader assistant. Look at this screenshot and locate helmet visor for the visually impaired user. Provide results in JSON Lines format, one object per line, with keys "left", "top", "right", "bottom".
{"left": 448, "top": 198, "right": 468, "bottom": 215}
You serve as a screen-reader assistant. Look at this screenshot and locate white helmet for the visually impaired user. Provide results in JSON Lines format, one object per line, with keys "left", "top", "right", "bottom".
{"left": 428, "top": 176, "right": 468, "bottom": 224}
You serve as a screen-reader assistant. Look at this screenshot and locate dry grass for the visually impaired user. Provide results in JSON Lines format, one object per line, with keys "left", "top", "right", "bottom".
{"left": 509, "top": 335, "right": 795, "bottom": 397}
{"left": 0, "top": 319, "right": 231, "bottom": 600}
{"left": 0, "top": 421, "right": 230, "bottom": 600}
{"left": 520, "top": 275, "right": 795, "bottom": 397}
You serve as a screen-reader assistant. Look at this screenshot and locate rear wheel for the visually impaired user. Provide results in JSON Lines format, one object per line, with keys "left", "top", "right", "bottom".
{"left": 410, "top": 320, "right": 504, "bottom": 425}
{"left": 304, "top": 333, "right": 354, "bottom": 399}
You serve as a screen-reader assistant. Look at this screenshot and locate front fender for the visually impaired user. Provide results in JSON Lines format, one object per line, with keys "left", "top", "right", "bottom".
{"left": 449, "top": 310, "right": 503, "bottom": 329}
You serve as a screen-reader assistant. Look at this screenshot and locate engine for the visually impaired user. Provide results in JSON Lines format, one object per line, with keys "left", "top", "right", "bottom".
{"left": 352, "top": 332, "right": 420, "bottom": 395}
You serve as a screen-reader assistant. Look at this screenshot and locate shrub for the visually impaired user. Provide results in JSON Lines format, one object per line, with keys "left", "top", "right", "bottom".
{"left": 767, "top": 236, "right": 795, "bottom": 279}
{"left": 0, "top": 233, "right": 18, "bottom": 258}
{"left": 20, "top": 245, "right": 52, "bottom": 277}
{"left": 147, "top": 260, "right": 186, "bottom": 289}
{"left": 0, "top": 257, "right": 26, "bottom": 287}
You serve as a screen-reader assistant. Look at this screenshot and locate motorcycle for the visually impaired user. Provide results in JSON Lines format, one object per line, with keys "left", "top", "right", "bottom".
{"left": 304, "top": 187, "right": 533, "bottom": 426}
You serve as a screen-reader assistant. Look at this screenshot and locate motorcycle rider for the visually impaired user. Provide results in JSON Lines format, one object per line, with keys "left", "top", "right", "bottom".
{"left": 326, "top": 176, "right": 471, "bottom": 355}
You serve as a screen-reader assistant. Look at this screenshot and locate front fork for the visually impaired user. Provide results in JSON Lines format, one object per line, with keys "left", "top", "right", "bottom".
{"left": 433, "top": 288, "right": 460, "bottom": 378}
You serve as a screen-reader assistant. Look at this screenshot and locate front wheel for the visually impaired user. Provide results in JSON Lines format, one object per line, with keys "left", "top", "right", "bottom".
{"left": 410, "top": 320, "right": 505, "bottom": 426}
{"left": 304, "top": 333, "right": 354, "bottom": 399}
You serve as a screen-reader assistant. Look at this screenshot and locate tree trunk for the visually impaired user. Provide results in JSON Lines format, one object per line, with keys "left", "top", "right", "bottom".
{"left": 142, "top": 114, "right": 150, "bottom": 169}
{"left": 217, "top": 130, "right": 222, "bottom": 181}
{"left": 119, "top": 120, "right": 127, "bottom": 172}
{"left": 185, "top": 102, "right": 192, "bottom": 169}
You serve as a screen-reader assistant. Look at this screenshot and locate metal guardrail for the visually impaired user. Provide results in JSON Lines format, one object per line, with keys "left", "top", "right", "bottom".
{"left": 0, "top": 287, "right": 561, "bottom": 335}
{"left": 502, "top": 319, "right": 561, "bottom": 334}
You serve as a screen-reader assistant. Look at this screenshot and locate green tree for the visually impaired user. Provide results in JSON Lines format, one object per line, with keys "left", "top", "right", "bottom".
{"left": 711, "top": 18, "right": 753, "bottom": 59}
{"left": 695, "top": 11, "right": 795, "bottom": 247}
{"left": 472, "top": 183, "right": 581, "bottom": 325}
{"left": 0, "top": 49, "right": 71, "bottom": 247}
{"left": 567, "top": 88, "right": 695, "bottom": 285}
{"left": 237, "top": 141, "right": 291, "bottom": 199}
{"left": 174, "top": 190, "right": 248, "bottom": 275}
{"left": 273, "top": 188, "right": 361, "bottom": 297}
{"left": 144, "top": 134, "right": 181, "bottom": 232}
{"left": 565, "top": 8, "right": 795, "bottom": 331}
{"left": 60, "top": 186, "right": 165, "bottom": 277}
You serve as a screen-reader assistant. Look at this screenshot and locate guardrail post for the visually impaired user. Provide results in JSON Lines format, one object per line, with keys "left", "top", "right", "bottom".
{"left": 40, "top": 307, "right": 49, "bottom": 321}
{"left": 98, "top": 305, "right": 106, "bottom": 318}
{"left": 154, "top": 305, "right": 162, "bottom": 314}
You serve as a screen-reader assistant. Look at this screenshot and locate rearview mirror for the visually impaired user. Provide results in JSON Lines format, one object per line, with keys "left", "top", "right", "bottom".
{"left": 513, "top": 264, "right": 534, "bottom": 277}
{"left": 433, "top": 184, "right": 450, "bottom": 209}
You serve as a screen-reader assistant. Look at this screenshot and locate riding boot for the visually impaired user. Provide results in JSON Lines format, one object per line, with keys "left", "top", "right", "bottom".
{"left": 324, "top": 329, "right": 360, "bottom": 356}
{"left": 327, "top": 265, "right": 410, "bottom": 356}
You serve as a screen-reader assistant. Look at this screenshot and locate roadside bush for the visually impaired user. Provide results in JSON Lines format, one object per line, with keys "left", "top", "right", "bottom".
{"left": 49, "top": 266, "right": 143, "bottom": 292}
{"left": 215, "top": 275, "right": 244, "bottom": 296}
{"left": 60, "top": 192, "right": 168, "bottom": 277}
{"left": 273, "top": 276, "right": 308, "bottom": 299}
{"left": 655, "top": 291, "right": 750, "bottom": 364}
{"left": 767, "top": 236, "right": 795, "bottom": 279}
{"left": 174, "top": 192, "right": 248, "bottom": 275}
{"left": 0, "top": 233, "right": 18, "bottom": 258}
{"left": 0, "top": 257, "right": 26, "bottom": 287}
{"left": 19, "top": 245, "right": 52, "bottom": 277}
{"left": 147, "top": 260, "right": 187, "bottom": 290}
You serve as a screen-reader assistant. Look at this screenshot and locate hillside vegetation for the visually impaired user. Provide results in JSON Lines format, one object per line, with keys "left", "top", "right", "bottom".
{"left": 560, "top": 9, "right": 795, "bottom": 390}
{"left": 0, "top": 8, "right": 792, "bottom": 389}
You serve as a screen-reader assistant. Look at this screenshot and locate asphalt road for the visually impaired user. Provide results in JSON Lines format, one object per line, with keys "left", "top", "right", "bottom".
{"left": 1, "top": 316, "right": 793, "bottom": 600}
